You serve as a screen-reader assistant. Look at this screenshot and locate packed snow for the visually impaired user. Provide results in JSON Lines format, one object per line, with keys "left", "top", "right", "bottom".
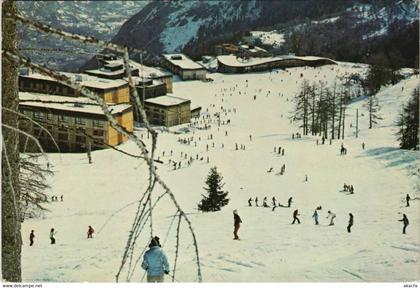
{"left": 21, "top": 62, "right": 420, "bottom": 283}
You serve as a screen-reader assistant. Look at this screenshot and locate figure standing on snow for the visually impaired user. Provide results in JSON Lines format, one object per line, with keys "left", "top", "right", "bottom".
{"left": 288, "top": 197, "right": 293, "bottom": 208}
{"left": 312, "top": 210, "right": 319, "bottom": 225}
{"left": 50, "top": 228, "right": 56, "bottom": 244}
{"left": 406, "top": 194, "right": 411, "bottom": 207}
{"left": 87, "top": 225, "right": 95, "bottom": 239}
{"left": 399, "top": 214, "right": 409, "bottom": 234}
{"left": 142, "top": 236, "right": 170, "bottom": 282}
{"left": 347, "top": 213, "right": 354, "bottom": 233}
{"left": 29, "top": 230, "right": 35, "bottom": 246}
{"left": 233, "top": 210, "right": 242, "bottom": 240}
{"left": 326, "top": 211, "right": 336, "bottom": 226}
{"left": 272, "top": 197, "right": 277, "bottom": 207}
{"left": 255, "top": 197, "right": 259, "bottom": 207}
{"left": 292, "top": 209, "right": 301, "bottom": 224}
{"left": 248, "top": 197, "right": 253, "bottom": 207}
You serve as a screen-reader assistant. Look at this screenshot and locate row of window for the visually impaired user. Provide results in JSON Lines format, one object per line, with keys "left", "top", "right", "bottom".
{"left": 23, "top": 110, "right": 105, "bottom": 127}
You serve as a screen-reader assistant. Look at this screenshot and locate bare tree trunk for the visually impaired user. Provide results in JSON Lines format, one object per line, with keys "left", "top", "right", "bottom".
{"left": 2, "top": 0, "right": 22, "bottom": 282}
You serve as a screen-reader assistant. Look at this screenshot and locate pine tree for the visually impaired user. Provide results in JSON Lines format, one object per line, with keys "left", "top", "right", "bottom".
{"left": 396, "top": 89, "right": 419, "bottom": 150}
{"left": 363, "top": 95, "right": 382, "bottom": 129}
{"left": 198, "top": 167, "right": 229, "bottom": 212}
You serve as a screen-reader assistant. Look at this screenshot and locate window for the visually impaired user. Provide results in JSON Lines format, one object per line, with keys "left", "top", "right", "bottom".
{"left": 58, "top": 115, "right": 69, "bottom": 123}
{"left": 93, "top": 120, "right": 104, "bottom": 128}
{"left": 58, "top": 133, "right": 68, "bottom": 141}
{"left": 47, "top": 113, "right": 53, "bottom": 120}
{"left": 75, "top": 117, "right": 86, "bottom": 125}
{"left": 93, "top": 129, "right": 104, "bottom": 137}
{"left": 23, "top": 110, "right": 32, "bottom": 117}
{"left": 75, "top": 135, "right": 86, "bottom": 143}
{"left": 33, "top": 111, "right": 44, "bottom": 120}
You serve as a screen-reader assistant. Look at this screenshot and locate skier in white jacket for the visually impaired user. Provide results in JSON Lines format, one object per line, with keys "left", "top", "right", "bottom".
{"left": 326, "top": 211, "right": 336, "bottom": 226}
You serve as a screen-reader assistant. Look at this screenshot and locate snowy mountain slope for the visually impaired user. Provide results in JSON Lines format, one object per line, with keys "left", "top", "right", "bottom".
{"left": 107, "top": 0, "right": 418, "bottom": 62}
{"left": 17, "top": 1, "right": 149, "bottom": 71}
{"left": 21, "top": 63, "right": 419, "bottom": 282}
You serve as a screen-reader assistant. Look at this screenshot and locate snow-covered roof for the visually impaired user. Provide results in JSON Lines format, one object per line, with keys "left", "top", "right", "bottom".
{"left": 217, "top": 55, "right": 336, "bottom": 68}
{"left": 19, "top": 92, "right": 131, "bottom": 116}
{"left": 239, "top": 44, "right": 268, "bottom": 53}
{"left": 105, "top": 59, "right": 172, "bottom": 79}
{"left": 20, "top": 72, "right": 128, "bottom": 90}
{"left": 162, "top": 54, "right": 205, "bottom": 70}
{"left": 144, "top": 94, "right": 191, "bottom": 107}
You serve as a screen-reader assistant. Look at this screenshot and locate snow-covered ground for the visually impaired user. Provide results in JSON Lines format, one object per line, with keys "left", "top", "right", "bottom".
{"left": 250, "top": 31, "right": 285, "bottom": 48}
{"left": 21, "top": 63, "right": 420, "bottom": 283}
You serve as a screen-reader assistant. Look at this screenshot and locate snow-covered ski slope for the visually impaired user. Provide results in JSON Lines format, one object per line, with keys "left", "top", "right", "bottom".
{"left": 21, "top": 62, "right": 419, "bottom": 282}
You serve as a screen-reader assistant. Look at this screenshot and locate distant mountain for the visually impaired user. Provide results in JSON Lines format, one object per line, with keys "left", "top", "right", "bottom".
{"left": 107, "top": 0, "right": 418, "bottom": 66}
{"left": 17, "top": 1, "right": 149, "bottom": 71}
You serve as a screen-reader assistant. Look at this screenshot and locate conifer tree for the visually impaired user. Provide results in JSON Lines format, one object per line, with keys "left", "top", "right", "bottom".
{"left": 363, "top": 95, "right": 382, "bottom": 129}
{"left": 198, "top": 167, "right": 229, "bottom": 212}
{"left": 396, "top": 89, "right": 419, "bottom": 150}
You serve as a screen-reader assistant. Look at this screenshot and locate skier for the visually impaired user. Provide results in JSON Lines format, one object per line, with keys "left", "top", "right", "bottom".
{"left": 263, "top": 199, "right": 269, "bottom": 208}
{"left": 87, "top": 225, "right": 94, "bottom": 239}
{"left": 292, "top": 209, "right": 301, "bottom": 224}
{"left": 248, "top": 198, "right": 253, "bottom": 207}
{"left": 305, "top": 174, "right": 308, "bottom": 182}
{"left": 255, "top": 197, "right": 259, "bottom": 207}
{"left": 406, "top": 194, "right": 411, "bottom": 207}
{"left": 350, "top": 185, "right": 354, "bottom": 194}
{"left": 326, "top": 211, "right": 336, "bottom": 226}
{"left": 287, "top": 197, "right": 293, "bottom": 208}
{"left": 60, "top": 195, "right": 63, "bottom": 201}
{"left": 141, "top": 236, "right": 170, "bottom": 282}
{"left": 399, "top": 214, "right": 409, "bottom": 234}
{"left": 362, "top": 142, "right": 365, "bottom": 150}
{"left": 29, "top": 230, "right": 35, "bottom": 246}
{"left": 233, "top": 210, "right": 242, "bottom": 240}
{"left": 312, "top": 210, "right": 319, "bottom": 225}
{"left": 50, "top": 228, "right": 56, "bottom": 244}
{"left": 272, "top": 197, "right": 277, "bottom": 207}
{"left": 347, "top": 213, "right": 354, "bottom": 233}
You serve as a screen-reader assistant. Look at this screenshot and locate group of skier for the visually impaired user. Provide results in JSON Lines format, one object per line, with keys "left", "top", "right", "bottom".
{"left": 248, "top": 196, "right": 293, "bottom": 208}
{"left": 343, "top": 183, "right": 355, "bottom": 194}
{"left": 28, "top": 225, "right": 95, "bottom": 246}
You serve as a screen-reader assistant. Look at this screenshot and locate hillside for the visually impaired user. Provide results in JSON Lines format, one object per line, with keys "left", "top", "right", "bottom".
{"left": 106, "top": 0, "right": 418, "bottom": 65}
{"left": 17, "top": 1, "right": 148, "bottom": 71}
{"left": 21, "top": 63, "right": 420, "bottom": 282}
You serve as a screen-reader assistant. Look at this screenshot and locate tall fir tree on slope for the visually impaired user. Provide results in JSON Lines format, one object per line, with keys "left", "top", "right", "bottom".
{"left": 198, "top": 167, "right": 229, "bottom": 212}
{"left": 396, "top": 89, "right": 419, "bottom": 150}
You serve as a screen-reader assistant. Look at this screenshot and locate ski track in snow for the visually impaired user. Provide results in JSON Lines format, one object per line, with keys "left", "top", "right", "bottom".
{"left": 21, "top": 63, "right": 420, "bottom": 282}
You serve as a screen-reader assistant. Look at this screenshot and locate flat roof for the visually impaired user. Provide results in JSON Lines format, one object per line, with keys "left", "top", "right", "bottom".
{"left": 217, "top": 55, "right": 336, "bottom": 68}
{"left": 106, "top": 59, "right": 172, "bottom": 78}
{"left": 19, "top": 92, "right": 131, "bottom": 116}
{"left": 162, "top": 54, "right": 205, "bottom": 70}
{"left": 20, "top": 72, "right": 128, "bottom": 90}
{"left": 144, "top": 95, "right": 190, "bottom": 107}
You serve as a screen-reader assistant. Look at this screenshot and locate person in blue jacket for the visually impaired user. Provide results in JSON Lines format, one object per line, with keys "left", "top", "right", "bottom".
{"left": 141, "top": 236, "right": 170, "bottom": 282}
